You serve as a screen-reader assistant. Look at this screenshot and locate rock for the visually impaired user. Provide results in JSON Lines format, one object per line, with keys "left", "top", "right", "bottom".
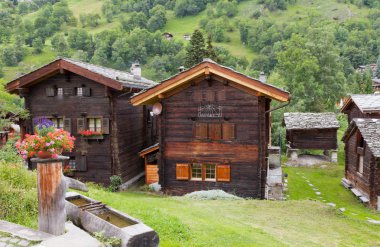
{"left": 315, "top": 192, "right": 321, "bottom": 195}
{"left": 18, "top": 240, "right": 30, "bottom": 247}
{"left": 308, "top": 183, "right": 314, "bottom": 187}
{"left": 148, "top": 182, "right": 161, "bottom": 192}
{"left": 64, "top": 176, "right": 88, "bottom": 192}
{"left": 368, "top": 219, "right": 380, "bottom": 225}
{"left": 39, "top": 222, "right": 102, "bottom": 247}
{"left": 8, "top": 239, "right": 18, "bottom": 244}
{"left": 339, "top": 208, "right": 345, "bottom": 212}
{"left": 326, "top": 202, "right": 336, "bottom": 207}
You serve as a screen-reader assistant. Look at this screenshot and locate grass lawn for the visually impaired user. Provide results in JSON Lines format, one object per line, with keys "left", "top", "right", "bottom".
{"left": 83, "top": 185, "right": 380, "bottom": 247}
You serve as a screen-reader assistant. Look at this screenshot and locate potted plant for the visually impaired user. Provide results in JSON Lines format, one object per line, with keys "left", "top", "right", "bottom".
{"left": 79, "top": 130, "right": 104, "bottom": 140}
{"left": 16, "top": 118, "right": 75, "bottom": 159}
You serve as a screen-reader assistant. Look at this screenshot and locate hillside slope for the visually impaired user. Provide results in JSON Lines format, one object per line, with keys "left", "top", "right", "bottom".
{"left": 0, "top": 0, "right": 372, "bottom": 84}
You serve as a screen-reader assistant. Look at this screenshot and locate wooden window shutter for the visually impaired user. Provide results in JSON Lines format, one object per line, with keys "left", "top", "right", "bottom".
{"left": 216, "top": 165, "right": 230, "bottom": 182}
{"left": 223, "top": 123, "right": 235, "bottom": 140}
{"left": 46, "top": 88, "right": 55, "bottom": 97}
{"left": 63, "top": 87, "right": 74, "bottom": 96}
{"left": 63, "top": 118, "right": 71, "bottom": 133}
{"left": 206, "top": 91, "right": 215, "bottom": 101}
{"left": 77, "top": 118, "right": 85, "bottom": 133}
{"left": 193, "top": 91, "right": 202, "bottom": 102}
{"left": 209, "top": 123, "right": 222, "bottom": 140}
{"left": 75, "top": 154, "right": 87, "bottom": 171}
{"left": 217, "top": 90, "right": 226, "bottom": 101}
{"left": 176, "top": 164, "right": 190, "bottom": 180}
{"left": 195, "top": 123, "right": 208, "bottom": 139}
{"left": 102, "top": 118, "right": 110, "bottom": 134}
{"left": 83, "top": 87, "right": 91, "bottom": 97}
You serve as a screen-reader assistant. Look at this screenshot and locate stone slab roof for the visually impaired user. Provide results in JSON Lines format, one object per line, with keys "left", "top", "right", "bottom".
{"left": 63, "top": 58, "right": 156, "bottom": 89}
{"left": 284, "top": 112, "right": 340, "bottom": 130}
{"left": 349, "top": 94, "right": 380, "bottom": 113}
{"left": 344, "top": 118, "right": 380, "bottom": 158}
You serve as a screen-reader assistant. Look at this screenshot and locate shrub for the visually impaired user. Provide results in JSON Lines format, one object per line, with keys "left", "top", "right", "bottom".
{"left": 109, "top": 175, "right": 122, "bottom": 192}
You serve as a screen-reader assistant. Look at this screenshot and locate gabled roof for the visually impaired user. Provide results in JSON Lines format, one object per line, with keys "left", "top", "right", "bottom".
{"left": 130, "top": 59, "right": 289, "bottom": 106}
{"left": 6, "top": 58, "right": 156, "bottom": 93}
{"left": 341, "top": 94, "right": 380, "bottom": 114}
{"left": 342, "top": 118, "right": 380, "bottom": 158}
{"left": 284, "top": 112, "right": 339, "bottom": 130}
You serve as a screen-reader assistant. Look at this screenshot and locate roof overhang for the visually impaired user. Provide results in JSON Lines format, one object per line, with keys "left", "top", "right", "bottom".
{"left": 131, "top": 61, "right": 289, "bottom": 106}
{"left": 5, "top": 59, "right": 124, "bottom": 94}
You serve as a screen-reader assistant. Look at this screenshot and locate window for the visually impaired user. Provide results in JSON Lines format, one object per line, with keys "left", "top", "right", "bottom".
{"left": 87, "top": 118, "right": 102, "bottom": 132}
{"left": 191, "top": 163, "right": 202, "bottom": 181}
{"left": 205, "top": 164, "right": 216, "bottom": 181}
{"left": 358, "top": 155, "right": 364, "bottom": 174}
{"left": 77, "top": 87, "right": 83, "bottom": 96}
{"left": 356, "top": 131, "right": 365, "bottom": 174}
{"left": 177, "top": 163, "right": 230, "bottom": 182}
{"left": 195, "top": 123, "right": 235, "bottom": 141}
{"left": 48, "top": 118, "right": 64, "bottom": 129}
{"left": 57, "top": 88, "right": 63, "bottom": 96}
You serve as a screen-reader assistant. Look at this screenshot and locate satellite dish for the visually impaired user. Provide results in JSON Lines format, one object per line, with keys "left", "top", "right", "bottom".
{"left": 152, "top": 102, "right": 163, "bottom": 115}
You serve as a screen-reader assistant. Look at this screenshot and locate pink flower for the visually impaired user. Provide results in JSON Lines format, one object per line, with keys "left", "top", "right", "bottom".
{"left": 51, "top": 154, "right": 58, "bottom": 159}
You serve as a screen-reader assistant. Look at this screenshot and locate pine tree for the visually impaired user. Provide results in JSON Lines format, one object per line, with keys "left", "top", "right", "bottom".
{"left": 185, "top": 29, "right": 206, "bottom": 68}
{"left": 376, "top": 54, "right": 380, "bottom": 78}
{"left": 205, "top": 34, "right": 218, "bottom": 62}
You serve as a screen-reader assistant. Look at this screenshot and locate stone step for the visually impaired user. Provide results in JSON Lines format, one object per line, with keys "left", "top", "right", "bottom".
{"left": 351, "top": 188, "right": 362, "bottom": 197}
{"left": 359, "top": 196, "right": 369, "bottom": 203}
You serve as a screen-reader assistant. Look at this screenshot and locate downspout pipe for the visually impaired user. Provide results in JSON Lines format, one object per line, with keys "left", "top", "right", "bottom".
{"left": 265, "top": 96, "right": 291, "bottom": 114}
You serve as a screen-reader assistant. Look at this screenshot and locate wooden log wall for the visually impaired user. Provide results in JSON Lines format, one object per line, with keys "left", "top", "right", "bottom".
{"left": 25, "top": 73, "right": 112, "bottom": 184}
{"left": 112, "top": 93, "right": 147, "bottom": 182}
{"left": 287, "top": 129, "right": 338, "bottom": 150}
{"left": 345, "top": 129, "right": 376, "bottom": 208}
{"left": 159, "top": 78, "right": 268, "bottom": 198}
{"left": 346, "top": 104, "right": 380, "bottom": 123}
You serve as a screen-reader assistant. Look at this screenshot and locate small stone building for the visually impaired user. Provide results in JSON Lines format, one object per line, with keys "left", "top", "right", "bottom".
{"left": 284, "top": 112, "right": 340, "bottom": 161}
{"left": 342, "top": 118, "right": 380, "bottom": 210}
{"left": 341, "top": 94, "right": 380, "bottom": 123}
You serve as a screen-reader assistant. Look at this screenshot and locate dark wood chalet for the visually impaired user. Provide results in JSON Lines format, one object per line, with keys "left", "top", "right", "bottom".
{"left": 131, "top": 59, "right": 290, "bottom": 198}
{"left": 284, "top": 112, "right": 339, "bottom": 152}
{"left": 5, "top": 58, "right": 156, "bottom": 185}
{"left": 342, "top": 118, "right": 380, "bottom": 210}
{"left": 341, "top": 94, "right": 380, "bottom": 123}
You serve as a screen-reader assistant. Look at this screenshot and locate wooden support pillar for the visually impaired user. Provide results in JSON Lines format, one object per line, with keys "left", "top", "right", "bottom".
{"left": 31, "top": 156, "right": 69, "bottom": 236}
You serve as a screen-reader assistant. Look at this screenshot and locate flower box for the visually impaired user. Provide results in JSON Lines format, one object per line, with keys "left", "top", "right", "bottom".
{"left": 79, "top": 130, "right": 104, "bottom": 140}
{"left": 82, "top": 135, "right": 104, "bottom": 140}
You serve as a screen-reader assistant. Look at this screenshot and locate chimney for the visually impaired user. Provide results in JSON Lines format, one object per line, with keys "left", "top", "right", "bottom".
{"left": 178, "top": 66, "right": 185, "bottom": 72}
{"left": 130, "top": 62, "right": 141, "bottom": 80}
{"left": 259, "top": 72, "right": 266, "bottom": 83}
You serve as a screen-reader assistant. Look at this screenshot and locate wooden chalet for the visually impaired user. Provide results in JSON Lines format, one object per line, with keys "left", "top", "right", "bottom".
{"left": 131, "top": 59, "right": 290, "bottom": 198}
{"left": 342, "top": 118, "right": 380, "bottom": 210}
{"left": 5, "top": 58, "right": 156, "bottom": 185}
{"left": 283, "top": 112, "right": 340, "bottom": 161}
{"left": 341, "top": 94, "right": 380, "bottom": 123}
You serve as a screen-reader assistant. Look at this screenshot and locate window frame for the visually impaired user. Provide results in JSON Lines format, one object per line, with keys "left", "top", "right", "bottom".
{"left": 47, "top": 116, "right": 64, "bottom": 129}
{"left": 77, "top": 87, "right": 83, "bottom": 96}
{"left": 86, "top": 117, "right": 102, "bottom": 132}
{"left": 190, "top": 163, "right": 217, "bottom": 182}
{"left": 57, "top": 87, "right": 63, "bottom": 96}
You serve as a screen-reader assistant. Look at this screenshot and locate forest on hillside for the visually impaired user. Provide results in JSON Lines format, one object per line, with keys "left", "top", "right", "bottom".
{"left": 1, "top": 0, "right": 380, "bottom": 140}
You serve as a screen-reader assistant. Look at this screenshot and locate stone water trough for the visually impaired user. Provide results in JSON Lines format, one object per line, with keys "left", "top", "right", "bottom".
{"left": 65, "top": 192, "right": 159, "bottom": 247}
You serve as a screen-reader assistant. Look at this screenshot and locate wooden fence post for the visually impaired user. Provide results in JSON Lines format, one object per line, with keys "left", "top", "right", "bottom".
{"left": 31, "top": 156, "right": 69, "bottom": 236}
